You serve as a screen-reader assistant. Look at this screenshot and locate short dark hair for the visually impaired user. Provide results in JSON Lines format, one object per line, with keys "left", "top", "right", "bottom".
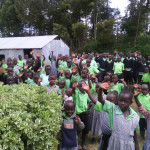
{"left": 120, "top": 90, "right": 133, "bottom": 101}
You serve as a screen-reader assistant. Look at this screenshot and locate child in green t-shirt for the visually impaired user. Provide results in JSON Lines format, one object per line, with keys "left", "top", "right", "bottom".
{"left": 72, "top": 80, "right": 90, "bottom": 149}
{"left": 136, "top": 84, "right": 150, "bottom": 140}
{"left": 107, "top": 74, "right": 127, "bottom": 95}
{"left": 141, "top": 67, "right": 150, "bottom": 87}
{"left": 113, "top": 57, "right": 124, "bottom": 79}
{"left": 57, "top": 80, "right": 66, "bottom": 95}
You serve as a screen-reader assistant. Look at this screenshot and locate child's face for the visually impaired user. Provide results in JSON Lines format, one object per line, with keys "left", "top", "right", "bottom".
{"left": 81, "top": 70, "right": 88, "bottom": 79}
{"left": 91, "top": 77, "right": 96, "bottom": 83}
{"left": 1, "top": 59, "right": 5, "bottom": 64}
{"left": 65, "top": 71, "right": 70, "bottom": 79}
{"left": 112, "top": 75, "right": 118, "bottom": 83}
{"left": 19, "top": 55, "right": 22, "bottom": 60}
{"left": 67, "top": 60, "right": 72, "bottom": 67}
{"left": 46, "top": 67, "right": 51, "bottom": 75}
{"left": 86, "top": 59, "right": 91, "bottom": 67}
{"left": 65, "top": 89, "right": 72, "bottom": 97}
{"left": 64, "top": 103, "right": 75, "bottom": 117}
{"left": 117, "top": 57, "right": 121, "bottom": 62}
{"left": 72, "top": 66, "right": 78, "bottom": 75}
{"left": 108, "top": 55, "right": 112, "bottom": 60}
{"left": 7, "top": 68, "right": 13, "bottom": 76}
{"left": 7, "top": 77, "right": 14, "bottom": 85}
{"left": 78, "top": 82, "right": 84, "bottom": 93}
{"left": 104, "top": 76, "right": 111, "bottom": 82}
{"left": 27, "top": 59, "right": 32, "bottom": 67}
{"left": 8, "top": 62, "right": 14, "bottom": 67}
{"left": 25, "top": 54, "right": 29, "bottom": 59}
{"left": 13, "top": 59, "right": 17, "bottom": 65}
{"left": 27, "top": 72, "right": 33, "bottom": 79}
{"left": 106, "top": 93, "right": 117, "bottom": 104}
{"left": 141, "top": 85, "right": 149, "bottom": 95}
{"left": 34, "top": 75, "right": 39, "bottom": 83}
{"left": 118, "top": 94, "right": 132, "bottom": 112}
{"left": 59, "top": 81, "right": 65, "bottom": 88}
{"left": 49, "top": 76, "right": 56, "bottom": 85}
{"left": 144, "top": 68, "right": 149, "bottom": 73}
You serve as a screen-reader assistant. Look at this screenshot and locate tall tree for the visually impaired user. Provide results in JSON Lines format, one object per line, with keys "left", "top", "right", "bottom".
{"left": 0, "top": 0, "right": 23, "bottom": 36}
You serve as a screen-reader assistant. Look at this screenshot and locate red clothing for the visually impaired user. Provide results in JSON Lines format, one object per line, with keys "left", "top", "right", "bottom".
{"left": 138, "top": 105, "right": 150, "bottom": 122}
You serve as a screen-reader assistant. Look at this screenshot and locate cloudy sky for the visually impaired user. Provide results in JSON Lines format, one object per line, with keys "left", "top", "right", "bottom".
{"left": 110, "top": 0, "right": 129, "bottom": 16}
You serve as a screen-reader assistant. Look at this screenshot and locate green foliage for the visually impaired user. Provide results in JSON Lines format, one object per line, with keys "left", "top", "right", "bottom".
{"left": 96, "top": 19, "right": 115, "bottom": 49}
{"left": 72, "top": 22, "right": 87, "bottom": 48}
{"left": 0, "top": 0, "right": 23, "bottom": 36}
{"left": 0, "top": 84, "right": 62, "bottom": 150}
{"left": 52, "top": 23, "right": 69, "bottom": 42}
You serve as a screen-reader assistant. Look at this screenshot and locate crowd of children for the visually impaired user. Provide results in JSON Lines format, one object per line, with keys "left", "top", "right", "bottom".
{"left": 0, "top": 50, "right": 150, "bottom": 150}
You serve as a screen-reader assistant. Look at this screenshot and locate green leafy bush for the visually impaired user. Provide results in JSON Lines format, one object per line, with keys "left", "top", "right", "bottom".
{"left": 0, "top": 84, "right": 62, "bottom": 150}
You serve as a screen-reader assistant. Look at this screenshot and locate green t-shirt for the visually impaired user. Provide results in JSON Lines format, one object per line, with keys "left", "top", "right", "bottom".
{"left": 1, "top": 64, "right": 8, "bottom": 69}
{"left": 57, "top": 60, "right": 67, "bottom": 71}
{"left": 81, "top": 59, "right": 87, "bottom": 66}
{"left": 17, "top": 60, "right": 24, "bottom": 67}
{"left": 94, "top": 100, "right": 139, "bottom": 131}
{"left": 142, "top": 72, "right": 150, "bottom": 83}
{"left": 25, "top": 78, "right": 36, "bottom": 85}
{"left": 107, "top": 82, "right": 124, "bottom": 95}
{"left": 86, "top": 66, "right": 99, "bottom": 75}
{"left": 74, "top": 88, "right": 90, "bottom": 114}
{"left": 138, "top": 93, "right": 150, "bottom": 118}
{"left": 90, "top": 82, "right": 96, "bottom": 95}
{"left": 71, "top": 73, "right": 81, "bottom": 83}
{"left": 64, "top": 78, "right": 71, "bottom": 90}
{"left": 113, "top": 62, "right": 124, "bottom": 74}
{"left": 57, "top": 87, "right": 65, "bottom": 95}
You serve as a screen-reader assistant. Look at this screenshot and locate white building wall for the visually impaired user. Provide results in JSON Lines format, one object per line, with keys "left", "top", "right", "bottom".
{"left": 0, "top": 39, "right": 70, "bottom": 65}
{"left": 0, "top": 49, "right": 24, "bottom": 60}
{"left": 42, "top": 39, "right": 70, "bottom": 64}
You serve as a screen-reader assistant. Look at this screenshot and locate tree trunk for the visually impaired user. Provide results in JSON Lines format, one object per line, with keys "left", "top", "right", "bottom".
{"left": 134, "top": 1, "right": 142, "bottom": 46}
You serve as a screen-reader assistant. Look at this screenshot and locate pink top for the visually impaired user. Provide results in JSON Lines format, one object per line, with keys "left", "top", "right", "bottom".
{"left": 138, "top": 105, "right": 150, "bottom": 122}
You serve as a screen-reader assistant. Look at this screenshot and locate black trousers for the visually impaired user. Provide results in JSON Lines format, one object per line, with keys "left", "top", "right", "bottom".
{"left": 139, "top": 118, "right": 147, "bottom": 132}
{"left": 133, "top": 71, "right": 138, "bottom": 84}
{"left": 124, "top": 71, "right": 133, "bottom": 84}
{"left": 78, "top": 112, "right": 89, "bottom": 135}
{"left": 99, "top": 133, "right": 111, "bottom": 150}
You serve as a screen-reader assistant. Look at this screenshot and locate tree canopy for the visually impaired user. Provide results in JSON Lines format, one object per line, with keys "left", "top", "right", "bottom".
{"left": 0, "top": 0, "right": 150, "bottom": 57}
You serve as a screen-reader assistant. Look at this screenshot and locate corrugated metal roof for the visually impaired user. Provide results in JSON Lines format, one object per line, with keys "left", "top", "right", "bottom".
{"left": 0, "top": 35, "right": 58, "bottom": 49}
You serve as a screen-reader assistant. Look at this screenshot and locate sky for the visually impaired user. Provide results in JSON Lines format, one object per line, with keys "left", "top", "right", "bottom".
{"left": 110, "top": 0, "right": 129, "bottom": 16}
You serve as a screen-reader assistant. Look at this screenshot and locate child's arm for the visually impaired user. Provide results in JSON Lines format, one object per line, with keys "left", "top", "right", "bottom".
{"left": 30, "top": 50, "right": 35, "bottom": 60}
{"left": 134, "top": 91, "right": 142, "bottom": 107}
{"left": 98, "top": 87, "right": 105, "bottom": 105}
{"left": 73, "top": 59, "right": 81, "bottom": 75}
{"left": 75, "top": 115, "right": 85, "bottom": 132}
{"left": 120, "top": 79, "right": 127, "bottom": 87}
{"left": 98, "top": 82, "right": 111, "bottom": 105}
{"left": 72, "top": 81, "right": 77, "bottom": 94}
{"left": 87, "top": 73, "right": 92, "bottom": 89}
{"left": 56, "top": 55, "right": 60, "bottom": 68}
{"left": 82, "top": 83, "right": 97, "bottom": 104}
{"left": 133, "top": 131, "right": 139, "bottom": 150}
{"left": 24, "top": 65, "right": 28, "bottom": 79}
{"left": 41, "top": 53, "right": 45, "bottom": 61}
{"left": 134, "top": 91, "right": 150, "bottom": 121}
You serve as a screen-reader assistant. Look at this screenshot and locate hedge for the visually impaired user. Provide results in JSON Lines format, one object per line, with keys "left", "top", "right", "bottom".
{"left": 0, "top": 84, "right": 62, "bottom": 150}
